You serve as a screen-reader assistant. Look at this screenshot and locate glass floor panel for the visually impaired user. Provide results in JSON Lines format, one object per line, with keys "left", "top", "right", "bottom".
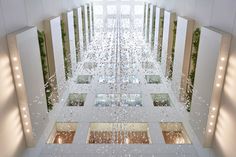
{"left": 160, "top": 122, "right": 191, "bottom": 144}
{"left": 145, "top": 75, "right": 161, "bottom": 84}
{"left": 95, "top": 94, "right": 142, "bottom": 107}
{"left": 87, "top": 123, "right": 151, "bottom": 144}
{"left": 76, "top": 75, "right": 93, "bottom": 84}
{"left": 66, "top": 93, "right": 87, "bottom": 106}
{"left": 47, "top": 123, "right": 78, "bottom": 144}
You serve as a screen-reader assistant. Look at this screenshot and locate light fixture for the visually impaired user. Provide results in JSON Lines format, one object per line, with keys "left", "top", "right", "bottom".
{"left": 216, "top": 84, "right": 220, "bottom": 87}
{"left": 221, "top": 57, "right": 225, "bottom": 61}
{"left": 219, "top": 66, "right": 223, "bottom": 70}
{"left": 211, "top": 115, "right": 215, "bottom": 118}
{"left": 18, "top": 83, "right": 22, "bottom": 87}
{"left": 25, "top": 122, "right": 29, "bottom": 126}
{"left": 15, "top": 66, "right": 19, "bottom": 70}
{"left": 218, "top": 75, "right": 222, "bottom": 79}
{"left": 208, "top": 129, "right": 212, "bottom": 133}
{"left": 23, "top": 114, "right": 27, "bottom": 118}
{"left": 212, "top": 107, "right": 216, "bottom": 111}
{"left": 16, "top": 75, "right": 20, "bottom": 79}
{"left": 22, "top": 107, "right": 26, "bottom": 111}
{"left": 210, "top": 122, "right": 213, "bottom": 126}
{"left": 26, "top": 129, "right": 30, "bottom": 133}
{"left": 13, "top": 57, "right": 17, "bottom": 61}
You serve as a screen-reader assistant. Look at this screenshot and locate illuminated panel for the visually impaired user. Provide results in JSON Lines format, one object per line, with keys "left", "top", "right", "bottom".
{"left": 190, "top": 27, "right": 231, "bottom": 147}
{"left": 7, "top": 27, "right": 48, "bottom": 147}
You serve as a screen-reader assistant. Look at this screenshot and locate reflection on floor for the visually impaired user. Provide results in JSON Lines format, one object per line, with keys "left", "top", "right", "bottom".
{"left": 53, "top": 131, "right": 76, "bottom": 144}
{"left": 88, "top": 131, "right": 150, "bottom": 144}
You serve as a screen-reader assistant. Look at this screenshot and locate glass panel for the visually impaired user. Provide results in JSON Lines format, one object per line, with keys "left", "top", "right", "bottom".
{"left": 87, "top": 123, "right": 151, "bottom": 144}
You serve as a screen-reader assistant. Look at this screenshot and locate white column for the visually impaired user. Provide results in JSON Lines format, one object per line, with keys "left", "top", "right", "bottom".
{"left": 144, "top": 3, "right": 150, "bottom": 42}
{"left": 62, "top": 11, "right": 77, "bottom": 77}
{"left": 190, "top": 27, "right": 231, "bottom": 147}
{"left": 44, "top": 16, "right": 66, "bottom": 99}
{"left": 154, "top": 7, "right": 164, "bottom": 61}
{"left": 85, "top": 4, "right": 91, "bottom": 43}
{"left": 73, "top": 7, "right": 84, "bottom": 61}
{"left": 161, "top": 11, "right": 176, "bottom": 77}
{"left": 172, "top": 16, "right": 194, "bottom": 101}
{"left": 81, "top": 5, "right": 87, "bottom": 51}
{"left": 7, "top": 27, "right": 49, "bottom": 147}
{"left": 90, "top": 2, "right": 95, "bottom": 37}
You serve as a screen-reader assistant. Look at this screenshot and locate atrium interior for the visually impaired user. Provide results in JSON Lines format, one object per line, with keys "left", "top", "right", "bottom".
{"left": 0, "top": 0, "right": 236, "bottom": 157}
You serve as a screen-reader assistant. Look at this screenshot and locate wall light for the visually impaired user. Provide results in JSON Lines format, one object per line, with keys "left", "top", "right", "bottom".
{"left": 13, "top": 57, "right": 17, "bottom": 61}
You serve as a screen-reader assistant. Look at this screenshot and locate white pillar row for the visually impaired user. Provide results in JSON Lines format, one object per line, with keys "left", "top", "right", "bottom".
{"left": 7, "top": 27, "right": 49, "bottom": 147}
{"left": 149, "top": 4, "right": 156, "bottom": 50}
{"left": 161, "top": 11, "right": 176, "bottom": 77}
{"left": 144, "top": 3, "right": 150, "bottom": 43}
{"left": 172, "top": 16, "right": 194, "bottom": 101}
{"left": 73, "top": 7, "right": 84, "bottom": 62}
{"left": 154, "top": 7, "right": 164, "bottom": 62}
{"left": 44, "top": 16, "right": 66, "bottom": 100}
{"left": 189, "top": 27, "right": 231, "bottom": 147}
{"left": 62, "top": 11, "right": 77, "bottom": 77}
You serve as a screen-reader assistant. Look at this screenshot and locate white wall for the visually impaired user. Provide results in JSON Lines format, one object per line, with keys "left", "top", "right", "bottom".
{"left": 154, "top": 0, "right": 236, "bottom": 157}
{"left": 0, "top": 0, "right": 84, "bottom": 157}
